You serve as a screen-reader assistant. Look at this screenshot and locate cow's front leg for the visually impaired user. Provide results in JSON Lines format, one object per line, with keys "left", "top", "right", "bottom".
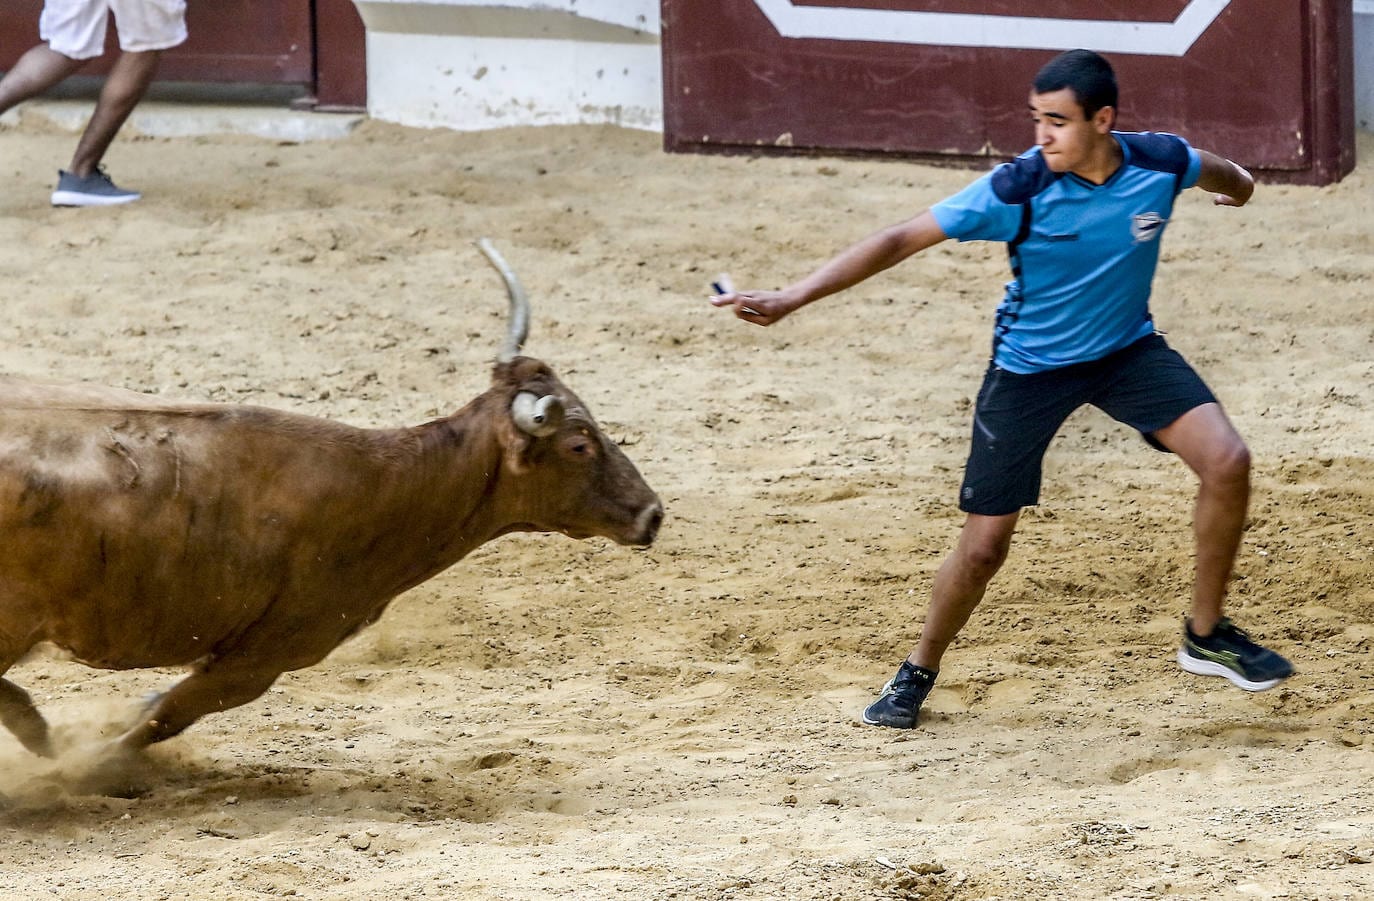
{"left": 113, "top": 663, "right": 280, "bottom": 751}
{"left": 0, "top": 677, "right": 54, "bottom": 757}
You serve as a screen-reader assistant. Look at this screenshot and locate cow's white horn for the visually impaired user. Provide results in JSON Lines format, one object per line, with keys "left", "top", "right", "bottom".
{"left": 477, "top": 238, "right": 530, "bottom": 364}
{"left": 512, "top": 392, "right": 563, "bottom": 437}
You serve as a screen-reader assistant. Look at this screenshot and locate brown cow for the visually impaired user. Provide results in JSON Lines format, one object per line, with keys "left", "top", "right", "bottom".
{"left": 0, "top": 240, "right": 662, "bottom": 759}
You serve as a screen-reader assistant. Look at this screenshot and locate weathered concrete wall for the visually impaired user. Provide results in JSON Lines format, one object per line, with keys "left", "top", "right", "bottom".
{"left": 351, "top": 0, "right": 662, "bottom": 131}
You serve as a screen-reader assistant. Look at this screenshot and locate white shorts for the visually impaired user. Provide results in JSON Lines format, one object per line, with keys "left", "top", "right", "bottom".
{"left": 40, "top": 0, "right": 188, "bottom": 61}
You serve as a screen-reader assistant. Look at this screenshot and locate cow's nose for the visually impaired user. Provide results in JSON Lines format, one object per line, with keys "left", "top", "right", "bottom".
{"left": 635, "top": 501, "right": 664, "bottom": 545}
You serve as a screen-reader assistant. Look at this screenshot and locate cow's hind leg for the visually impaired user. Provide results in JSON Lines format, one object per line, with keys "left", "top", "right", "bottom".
{"left": 0, "top": 672, "right": 54, "bottom": 758}
{"left": 113, "top": 662, "right": 281, "bottom": 752}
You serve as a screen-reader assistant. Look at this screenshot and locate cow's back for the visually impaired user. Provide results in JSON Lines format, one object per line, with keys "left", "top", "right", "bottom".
{"left": 0, "top": 375, "right": 203, "bottom": 411}
{"left": 0, "top": 380, "right": 394, "bottom": 669}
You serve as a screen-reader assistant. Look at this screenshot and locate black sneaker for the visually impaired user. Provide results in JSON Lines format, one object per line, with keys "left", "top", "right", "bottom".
{"left": 862, "top": 661, "right": 937, "bottom": 728}
{"left": 1177, "top": 617, "right": 1293, "bottom": 692}
{"left": 51, "top": 167, "right": 141, "bottom": 207}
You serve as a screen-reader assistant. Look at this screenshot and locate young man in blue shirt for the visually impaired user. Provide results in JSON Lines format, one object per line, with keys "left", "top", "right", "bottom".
{"left": 711, "top": 49, "right": 1293, "bottom": 728}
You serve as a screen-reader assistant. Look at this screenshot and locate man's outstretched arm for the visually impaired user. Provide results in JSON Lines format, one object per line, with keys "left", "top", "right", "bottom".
{"left": 710, "top": 211, "right": 948, "bottom": 326}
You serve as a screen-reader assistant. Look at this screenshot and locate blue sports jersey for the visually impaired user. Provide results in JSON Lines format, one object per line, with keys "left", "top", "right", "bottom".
{"left": 931, "top": 132, "right": 1201, "bottom": 373}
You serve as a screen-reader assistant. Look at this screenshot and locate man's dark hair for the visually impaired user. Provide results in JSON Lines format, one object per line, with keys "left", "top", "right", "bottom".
{"left": 1033, "top": 49, "right": 1118, "bottom": 118}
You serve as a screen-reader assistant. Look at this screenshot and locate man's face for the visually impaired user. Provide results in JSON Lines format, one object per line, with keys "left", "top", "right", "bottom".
{"left": 1029, "top": 88, "right": 1114, "bottom": 173}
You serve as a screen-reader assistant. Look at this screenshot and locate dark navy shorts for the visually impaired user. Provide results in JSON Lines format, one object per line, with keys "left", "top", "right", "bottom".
{"left": 958, "top": 333, "right": 1217, "bottom": 516}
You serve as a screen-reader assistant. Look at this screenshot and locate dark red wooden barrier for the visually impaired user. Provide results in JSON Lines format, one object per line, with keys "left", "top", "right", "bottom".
{"left": 662, "top": 0, "right": 1355, "bottom": 184}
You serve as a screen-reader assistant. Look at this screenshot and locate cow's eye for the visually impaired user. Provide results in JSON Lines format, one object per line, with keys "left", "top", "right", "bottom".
{"left": 562, "top": 431, "right": 597, "bottom": 460}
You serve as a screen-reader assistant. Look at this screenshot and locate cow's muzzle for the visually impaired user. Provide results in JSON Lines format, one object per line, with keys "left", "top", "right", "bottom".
{"left": 632, "top": 501, "right": 665, "bottom": 546}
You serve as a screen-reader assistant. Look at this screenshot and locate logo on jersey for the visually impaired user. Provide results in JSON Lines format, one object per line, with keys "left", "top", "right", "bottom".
{"left": 1132, "top": 212, "right": 1167, "bottom": 243}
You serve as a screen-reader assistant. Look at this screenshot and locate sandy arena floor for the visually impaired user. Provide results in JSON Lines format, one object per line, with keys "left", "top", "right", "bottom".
{"left": 0, "top": 114, "right": 1372, "bottom": 900}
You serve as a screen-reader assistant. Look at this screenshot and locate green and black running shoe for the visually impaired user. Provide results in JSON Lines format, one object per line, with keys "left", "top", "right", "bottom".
{"left": 1178, "top": 617, "right": 1293, "bottom": 692}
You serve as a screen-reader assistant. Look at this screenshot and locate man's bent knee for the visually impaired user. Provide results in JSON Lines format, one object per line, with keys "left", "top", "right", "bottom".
{"left": 955, "top": 533, "right": 1014, "bottom": 579}
{"left": 1202, "top": 439, "right": 1251, "bottom": 487}
{"left": 954, "top": 513, "right": 1017, "bottom": 579}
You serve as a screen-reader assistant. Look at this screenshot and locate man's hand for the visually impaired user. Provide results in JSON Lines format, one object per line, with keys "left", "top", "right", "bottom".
{"left": 709, "top": 285, "right": 805, "bottom": 326}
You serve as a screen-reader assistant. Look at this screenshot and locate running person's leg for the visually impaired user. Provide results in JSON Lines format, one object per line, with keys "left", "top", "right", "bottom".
{"left": 0, "top": 45, "right": 85, "bottom": 115}
{"left": 70, "top": 0, "right": 188, "bottom": 176}
{"left": 66, "top": 48, "right": 160, "bottom": 178}
{"left": 48, "top": 0, "right": 188, "bottom": 204}
{"left": 2, "top": 0, "right": 112, "bottom": 116}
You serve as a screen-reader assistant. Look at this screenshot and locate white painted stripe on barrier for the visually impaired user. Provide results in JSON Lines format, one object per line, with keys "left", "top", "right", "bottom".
{"left": 751, "top": 0, "right": 1232, "bottom": 57}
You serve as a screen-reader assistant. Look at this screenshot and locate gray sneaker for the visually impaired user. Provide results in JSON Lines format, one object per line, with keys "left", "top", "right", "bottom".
{"left": 51, "top": 167, "right": 141, "bottom": 207}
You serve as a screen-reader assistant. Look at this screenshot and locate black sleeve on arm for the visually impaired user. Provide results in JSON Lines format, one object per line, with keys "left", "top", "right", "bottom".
{"left": 989, "top": 154, "right": 1058, "bottom": 205}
